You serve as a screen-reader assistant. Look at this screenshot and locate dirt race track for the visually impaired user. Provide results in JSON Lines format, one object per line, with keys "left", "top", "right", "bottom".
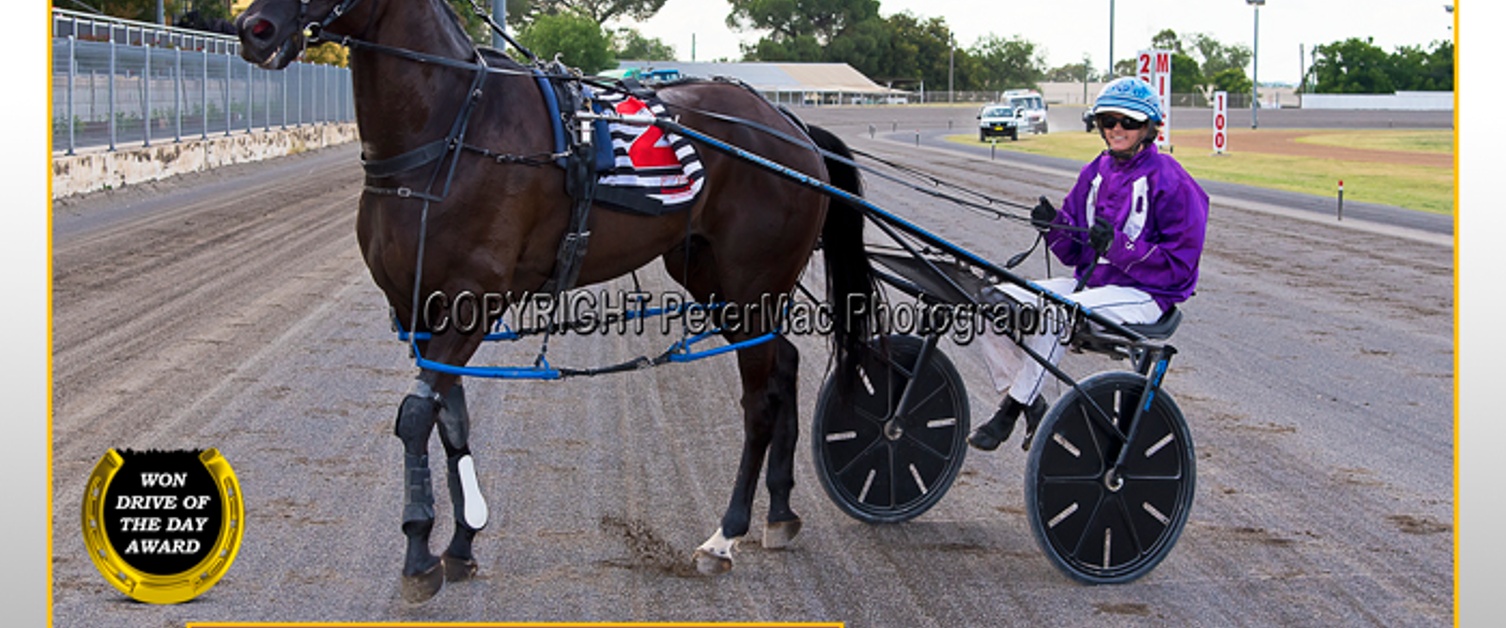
{"left": 50, "top": 105, "right": 1453, "bottom": 626}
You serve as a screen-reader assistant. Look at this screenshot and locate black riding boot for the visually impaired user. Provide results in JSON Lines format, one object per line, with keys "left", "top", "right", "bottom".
{"left": 968, "top": 396, "right": 1047, "bottom": 452}
{"left": 1018, "top": 397, "right": 1048, "bottom": 452}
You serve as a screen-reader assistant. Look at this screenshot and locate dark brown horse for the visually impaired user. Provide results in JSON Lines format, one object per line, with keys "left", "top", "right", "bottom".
{"left": 236, "top": 0, "right": 873, "bottom": 602}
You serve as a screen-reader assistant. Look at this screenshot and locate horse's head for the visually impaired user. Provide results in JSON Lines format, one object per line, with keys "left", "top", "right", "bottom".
{"left": 235, "top": 0, "right": 353, "bottom": 69}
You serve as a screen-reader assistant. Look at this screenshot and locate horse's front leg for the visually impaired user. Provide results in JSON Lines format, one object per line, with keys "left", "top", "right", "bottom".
{"left": 393, "top": 333, "right": 484, "bottom": 602}
{"left": 436, "top": 381, "right": 488, "bottom": 581}
{"left": 394, "top": 371, "right": 447, "bottom": 602}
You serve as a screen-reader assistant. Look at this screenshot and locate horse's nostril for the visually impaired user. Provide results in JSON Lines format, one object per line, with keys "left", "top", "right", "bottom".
{"left": 250, "top": 19, "right": 274, "bottom": 39}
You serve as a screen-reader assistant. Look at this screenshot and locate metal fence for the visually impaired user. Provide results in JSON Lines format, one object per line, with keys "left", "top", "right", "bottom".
{"left": 51, "top": 9, "right": 354, "bottom": 155}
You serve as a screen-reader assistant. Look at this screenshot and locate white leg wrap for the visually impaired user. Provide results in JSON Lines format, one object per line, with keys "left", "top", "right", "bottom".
{"left": 456, "top": 454, "right": 488, "bottom": 529}
{"left": 696, "top": 527, "right": 737, "bottom": 560}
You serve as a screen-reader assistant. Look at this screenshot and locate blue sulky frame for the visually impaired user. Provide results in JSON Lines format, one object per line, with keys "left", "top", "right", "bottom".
{"left": 394, "top": 300, "right": 783, "bottom": 380}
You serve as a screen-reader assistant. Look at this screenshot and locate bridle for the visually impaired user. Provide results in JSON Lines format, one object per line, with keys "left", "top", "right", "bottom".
{"left": 299, "top": 0, "right": 365, "bottom": 46}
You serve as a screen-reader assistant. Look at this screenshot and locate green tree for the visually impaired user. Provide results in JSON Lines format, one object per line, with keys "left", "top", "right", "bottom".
{"left": 969, "top": 34, "right": 1044, "bottom": 92}
{"left": 612, "top": 27, "right": 675, "bottom": 60}
{"left": 1309, "top": 37, "right": 1395, "bottom": 93}
{"left": 55, "top": 0, "right": 185, "bottom": 24}
{"left": 1209, "top": 67, "right": 1251, "bottom": 95}
{"left": 444, "top": 0, "right": 496, "bottom": 46}
{"left": 1307, "top": 37, "right": 1453, "bottom": 93}
{"left": 1141, "top": 29, "right": 1206, "bottom": 94}
{"left": 1045, "top": 60, "right": 1094, "bottom": 83}
{"left": 823, "top": 17, "right": 899, "bottom": 79}
{"left": 525, "top": 0, "right": 667, "bottom": 23}
{"left": 727, "top": 0, "right": 880, "bottom": 45}
{"left": 745, "top": 34, "right": 824, "bottom": 62}
{"left": 1425, "top": 40, "right": 1455, "bottom": 90}
{"left": 1168, "top": 51, "right": 1202, "bottom": 94}
{"left": 876, "top": 12, "right": 955, "bottom": 90}
{"left": 1388, "top": 40, "right": 1454, "bottom": 90}
{"left": 517, "top": 11, "right": 615, "bottom": 74}
{"left": 1151, "top": 28, "right": 1184, "bottom": 54}
{"left": 1189, "top": 32, "right": 1251, "bottom": 78}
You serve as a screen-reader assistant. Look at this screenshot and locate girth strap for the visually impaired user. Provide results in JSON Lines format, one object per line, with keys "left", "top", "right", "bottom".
{"left": 362, "top": 139, "right": 450, "bottom": 179}
{"left": 536, "top": 64, "right": 598, "bottom": 297}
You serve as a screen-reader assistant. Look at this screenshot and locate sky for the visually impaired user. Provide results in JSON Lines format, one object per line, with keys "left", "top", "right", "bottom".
{"left": 618, "top": 0, "right": 1457, "bottom": 86}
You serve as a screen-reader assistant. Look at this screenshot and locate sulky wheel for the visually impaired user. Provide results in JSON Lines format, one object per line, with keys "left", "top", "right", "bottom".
{"left": 813, "top": 334, "right": 969, "bottom": 524}
{"left": 1024, "top": 371, "right": 1195, "bottom": 584}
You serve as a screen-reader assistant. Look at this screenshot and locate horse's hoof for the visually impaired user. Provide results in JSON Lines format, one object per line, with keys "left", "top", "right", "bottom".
{"left": 441, "top": 552, "right": 478, "bottom": 582}
{"left": 763, "top": 518, "right": 803, "bottom": 550}
{"left": 692, "top": 548, "right": 733, "bottom": 576}
{"left": 399, "top": 561, "right": 445, "bottom": 604}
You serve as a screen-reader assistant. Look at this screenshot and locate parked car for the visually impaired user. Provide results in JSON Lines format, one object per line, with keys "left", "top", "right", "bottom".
{"left": 1002, "top": 89, "right": 1049, "bottom": 134}
{"left": 977, "top": 103, "right": 1021, "bottom": 141}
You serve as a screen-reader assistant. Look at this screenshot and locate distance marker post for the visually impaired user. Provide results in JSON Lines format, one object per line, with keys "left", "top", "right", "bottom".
{"left": 1338, "top": 180, "right": 1345, "bottom": 221}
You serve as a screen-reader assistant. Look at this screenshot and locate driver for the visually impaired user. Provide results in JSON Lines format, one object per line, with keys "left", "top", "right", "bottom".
{"left": 969, "top": 77, "right": 1210, "bottom": 452}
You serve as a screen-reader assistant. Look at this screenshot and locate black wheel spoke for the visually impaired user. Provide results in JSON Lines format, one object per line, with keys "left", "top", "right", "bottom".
{"left": 1114, "top": 493, "right": 1149, "bottom": 560}
{"left": 1065, "top": 495, "right": 1111, "bottom": 563}
{"left": 897, "top": 430, "right": 951, "bottom": 463}
{"left": 831, "top": 436, "right": 887, "bottom": 478}
{"left": 851, "top": 404, "right": 888, "bottom": 425}
{"left": 895, "top": 378, "right": 945, "bottom": 421}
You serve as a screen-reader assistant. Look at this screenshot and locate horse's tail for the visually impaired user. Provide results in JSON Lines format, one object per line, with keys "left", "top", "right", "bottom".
{"left": 808, "top": 124, "right": 876, "bottom": 394}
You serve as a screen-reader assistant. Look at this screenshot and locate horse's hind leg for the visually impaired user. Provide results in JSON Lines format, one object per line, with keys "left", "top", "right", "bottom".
{"left": 394, "top": 374, "right": 446, "bottom": 602}
{"left": 761, "top": 335, "right": 803, "bottom": 549}
{"left": 693, "top": 336, "right": 803, "bottom": 572}
{"left": 436, "top": 381, "right": 488, "bottom": 581}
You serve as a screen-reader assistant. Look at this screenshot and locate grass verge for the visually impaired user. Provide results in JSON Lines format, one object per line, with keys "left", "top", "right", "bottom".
{"left": 948, "top": 129, "right": 1454, "bottom": 215}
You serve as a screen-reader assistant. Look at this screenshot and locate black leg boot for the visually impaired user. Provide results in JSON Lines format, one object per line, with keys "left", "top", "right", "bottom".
{"left": 1019, "top": 398, "right": 1050, "bottom": 451}
{"left": 968, "top": 397, "right": 1027, "bottom": 451}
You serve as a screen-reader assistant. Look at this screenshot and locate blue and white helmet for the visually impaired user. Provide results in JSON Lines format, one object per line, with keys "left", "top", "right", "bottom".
{"left": 1092, "top": 77, "right": 1163, "bottom": 124}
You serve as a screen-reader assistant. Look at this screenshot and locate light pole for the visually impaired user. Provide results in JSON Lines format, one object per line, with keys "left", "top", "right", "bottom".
{"left": 1108, "top": 0, "right": 1116, "bottom": 79}
{"left": 1248, "top": 0, "right": 1264, "bottom": 129}
{"left": 948, "top": 35, "right": 955, "bottom": 104}
{"left": 492, "top": 0, "right": 507, "bottom": 48}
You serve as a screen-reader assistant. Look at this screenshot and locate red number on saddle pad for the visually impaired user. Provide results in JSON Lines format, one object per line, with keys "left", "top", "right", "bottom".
{"left": 612, "top": 97, "right": 681, "bottom": 169}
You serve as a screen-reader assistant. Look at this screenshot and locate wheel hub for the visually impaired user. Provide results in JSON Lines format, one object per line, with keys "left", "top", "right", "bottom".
{"left": 1103, "top": 468, "right": 1124, "bottom": 492}
{"left": 883, "top": 419, "right": 904, "bottom": 441}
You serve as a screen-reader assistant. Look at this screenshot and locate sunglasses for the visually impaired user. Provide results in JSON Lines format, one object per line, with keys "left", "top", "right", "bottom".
{"left": 1096, "top": 114, "right": 1147, "bottom": 130}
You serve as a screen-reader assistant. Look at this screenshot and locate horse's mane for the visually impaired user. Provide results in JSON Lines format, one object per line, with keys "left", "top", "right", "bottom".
{"left": 431, "top": 0, "right": 480, "bottom": 57}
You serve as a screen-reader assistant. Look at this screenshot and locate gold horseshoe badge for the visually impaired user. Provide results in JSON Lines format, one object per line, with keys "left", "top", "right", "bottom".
{"left": 82, "top": 448, "right": 244, "bottom": 604}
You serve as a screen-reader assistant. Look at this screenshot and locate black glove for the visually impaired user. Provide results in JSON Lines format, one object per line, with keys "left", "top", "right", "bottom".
{"left": 1089, "top": 217, "right": 1115, "bottom": 256}
{"left": 1030, "top": 196, "right": 1057, "bottom": 232}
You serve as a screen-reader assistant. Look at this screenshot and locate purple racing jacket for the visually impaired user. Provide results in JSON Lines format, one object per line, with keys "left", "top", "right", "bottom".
{"left": 1044, "top": 143, "right": 1210, "bottom": 312}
